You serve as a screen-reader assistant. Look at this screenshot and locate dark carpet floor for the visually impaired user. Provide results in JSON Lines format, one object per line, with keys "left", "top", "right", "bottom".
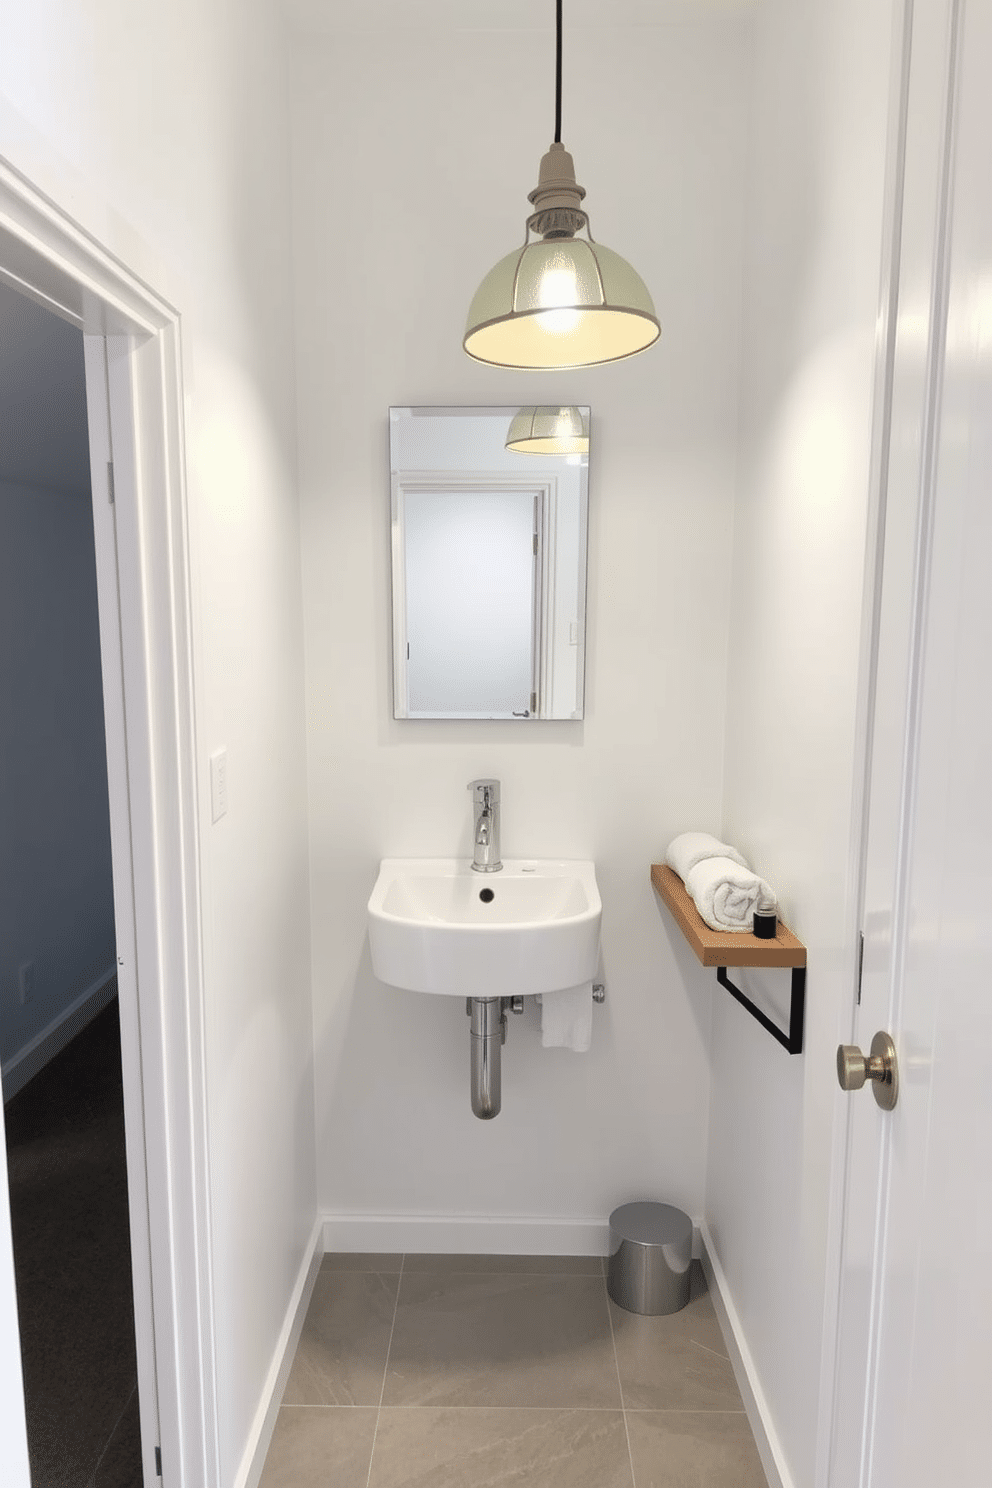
{"left": 4, "top": 994, "right": 143, "bottom": 1486}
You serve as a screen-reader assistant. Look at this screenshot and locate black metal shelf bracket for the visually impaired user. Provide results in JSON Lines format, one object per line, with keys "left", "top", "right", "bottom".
{"left": 716, "top": 965, "right": 806, "bottom": 1055}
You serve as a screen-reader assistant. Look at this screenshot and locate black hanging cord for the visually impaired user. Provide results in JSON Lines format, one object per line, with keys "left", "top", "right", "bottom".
{"left": 554, "top": 0, "right": 563, "bottom": 143}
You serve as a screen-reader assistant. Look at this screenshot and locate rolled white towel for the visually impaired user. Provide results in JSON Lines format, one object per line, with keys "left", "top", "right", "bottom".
{"left": 665, "top": 831, "right": 750, "bottom": 881}
{"left": 685, "top": 856, "right": 778, "bottom": 934}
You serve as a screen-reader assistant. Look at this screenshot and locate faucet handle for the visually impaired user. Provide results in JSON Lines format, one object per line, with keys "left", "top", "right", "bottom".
{"left": 468, "top": 778, "right": 500, "bottom": 805}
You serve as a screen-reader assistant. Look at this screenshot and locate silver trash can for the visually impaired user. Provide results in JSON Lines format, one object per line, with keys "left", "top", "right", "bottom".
{"left": 607, "top": 1201, "right": 692, "bottom": 1315}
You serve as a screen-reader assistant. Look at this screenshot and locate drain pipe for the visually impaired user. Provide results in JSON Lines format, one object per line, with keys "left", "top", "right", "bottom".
{"left": 469, "top": 997, "right": 505, "bottom": 1119}
{"left": 467, "top": 989, "right": 603, "bottom": 1118}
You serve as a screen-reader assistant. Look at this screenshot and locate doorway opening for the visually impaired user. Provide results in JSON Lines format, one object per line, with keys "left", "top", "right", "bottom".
{"left": 0, "top": 275, "right": 142, "bottom": 1482}
{"left": 0, "top": 157, "right": 217, "bottom": 1487}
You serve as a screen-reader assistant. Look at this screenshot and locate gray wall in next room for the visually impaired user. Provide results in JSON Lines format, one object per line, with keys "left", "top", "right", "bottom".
{"left": 0, "top": 280, "right": 115, "bottom": 1085}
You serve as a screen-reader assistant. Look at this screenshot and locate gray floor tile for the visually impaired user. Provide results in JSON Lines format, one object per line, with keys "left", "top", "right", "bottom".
{"left": 283, "top": 1270, "right": 399, "bottom": 1406}
{"left": 258, "top": 1406, "right": 378, "bottom": 1488}
{"left": 606, "top": 1261, "right": 728, "bottom": 1361}
{"left": 610, "top": 1283, "right": 743, "bottom": 1412}
{"left": 383, "top": 1272, "right": 621, "bottom": 1408}
{"left": 403, "top": 1253, "right": 604, "bottom": 1275}
{"left": 322, "top": 1252, "right": 404, "bottom": 1273}
{"left": 625, "top": 1411, "right": 767, "bottom": 1488}
{"left": 369, "top": 1407, "right": 634, "bottom": 1488}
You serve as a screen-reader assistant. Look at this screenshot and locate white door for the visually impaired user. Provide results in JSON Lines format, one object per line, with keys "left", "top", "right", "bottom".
{"left": 829, "top": 0, "right": 992, "bottom": 1482}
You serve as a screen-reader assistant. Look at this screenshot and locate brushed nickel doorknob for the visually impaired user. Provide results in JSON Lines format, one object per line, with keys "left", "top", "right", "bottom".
{"left": 837, "top": 1031, "right": 899, "bottom": 1110}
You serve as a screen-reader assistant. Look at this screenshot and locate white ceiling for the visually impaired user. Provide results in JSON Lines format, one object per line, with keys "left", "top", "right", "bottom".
{"left": 0, "top": 279, "right": 90, "bottom": 497}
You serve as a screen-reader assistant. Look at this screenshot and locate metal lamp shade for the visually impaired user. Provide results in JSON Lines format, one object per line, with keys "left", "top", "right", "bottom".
{"left": 464, "top": 236, "right": 660, "bottom": 370}
{"left": 505, "top": 406, "right": 589, "bottom": 455}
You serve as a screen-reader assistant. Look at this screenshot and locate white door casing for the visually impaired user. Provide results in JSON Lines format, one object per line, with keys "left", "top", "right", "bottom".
{"left": 0, "top": 160, "right": 218, "bottom": 1485}
{"left": 829, "top": 0, "right": 992, "bottom": 1482}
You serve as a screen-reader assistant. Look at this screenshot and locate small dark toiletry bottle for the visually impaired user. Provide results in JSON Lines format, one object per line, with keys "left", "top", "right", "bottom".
{"left": 753, "top": 910, "right": 777, "bottom": 939}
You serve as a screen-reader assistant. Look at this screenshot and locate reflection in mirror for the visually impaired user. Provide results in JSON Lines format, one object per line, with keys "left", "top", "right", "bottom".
{"left": 504, "top": 406, "right": 589, "bottom": 456}
{"left": 389, "top": 407, "right": 589, "bottom": 720}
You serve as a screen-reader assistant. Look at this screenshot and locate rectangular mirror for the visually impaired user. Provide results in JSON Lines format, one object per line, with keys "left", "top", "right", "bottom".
{"left": 389, "top": 407, "right": 589, "bottom": 720}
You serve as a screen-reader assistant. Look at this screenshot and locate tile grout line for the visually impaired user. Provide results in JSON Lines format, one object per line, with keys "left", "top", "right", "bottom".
{"left": 276, "top": 1402, "right": 747, "bottom": 1414}
{"left": 603, "top": 1266, "right": 638, "bottom": 1488}
{"left": 689, "top": 1336, "right": 733, "bottom": 1366}
{"left": 363, "top": 1255, "right": 405, "bottom": 1488}
{"left": 623, "top": 1407, "right": 748, "bottom": 1415}
{"left": 279, "top": 1403, "right": 670, "bottom": 1412}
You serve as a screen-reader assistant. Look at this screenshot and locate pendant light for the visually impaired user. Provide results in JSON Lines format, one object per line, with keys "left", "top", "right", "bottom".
{"left": 464, "top": 0, "right": 660, "bottom": 371}
{"left": 505, "top": 405, "right": 589, "bottom": 455}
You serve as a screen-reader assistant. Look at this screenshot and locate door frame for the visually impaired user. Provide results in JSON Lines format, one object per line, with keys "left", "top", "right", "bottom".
{"left": 0, "top": 156, "right": 218, "bottom": 1485}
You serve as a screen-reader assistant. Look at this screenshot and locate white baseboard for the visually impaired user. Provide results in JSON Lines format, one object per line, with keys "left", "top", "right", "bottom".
{"left": 1, "top": 966, "right": 118, "bottom": 1102}
{"left": 322, "top": 1212, "right": 612, "bottom": 1256}
{"left": 235, "top": 1218, "right": 323, "bottom": 1488}
{"left": 699, "top": 1221, "right": 794, "bottom": 1488}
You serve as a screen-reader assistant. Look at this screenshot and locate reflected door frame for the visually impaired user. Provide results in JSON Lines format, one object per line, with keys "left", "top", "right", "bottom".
{"left": 391, "top": 470, "right": 557, "bottom": 719}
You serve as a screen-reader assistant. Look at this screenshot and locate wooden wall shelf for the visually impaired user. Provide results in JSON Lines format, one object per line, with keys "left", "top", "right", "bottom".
{"left": 650, "top": 863, "right": 807, "bottom": 1054}
{"left": 650, "top": 865, "right": 806, "bottom": 968}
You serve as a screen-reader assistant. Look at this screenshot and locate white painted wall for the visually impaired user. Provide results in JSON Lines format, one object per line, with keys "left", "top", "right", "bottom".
{"left": 705, "top": 1, "right": 897, "bottom": 1483}
{"left": 0, "top": 4, "right": 315, "bottom": 1482}
{"left": 0, "top": 283, "right": 116, "bottom": 1084}
{"left": 290, "top": 14, "right": 747, "bottom": 1235}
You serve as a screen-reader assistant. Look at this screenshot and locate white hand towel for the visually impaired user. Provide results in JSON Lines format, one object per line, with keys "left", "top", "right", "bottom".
{"left": 539, "top": 982, "right": 594, "bottom": 1052}
{"left": 665, "top": 831, "right": 750, "bottom": 881}
{"left": 685, "top": 856, "right": 778, "bottom": 933}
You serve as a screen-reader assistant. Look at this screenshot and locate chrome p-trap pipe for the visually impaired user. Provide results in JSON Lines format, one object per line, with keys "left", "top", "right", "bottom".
{"left": 469, "top": 997, "right": 504, "bottom": 1119}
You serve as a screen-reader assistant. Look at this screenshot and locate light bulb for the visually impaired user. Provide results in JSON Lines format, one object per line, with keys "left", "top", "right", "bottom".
{"left": 536, "top": 264, "right": 580, "bottom": 333}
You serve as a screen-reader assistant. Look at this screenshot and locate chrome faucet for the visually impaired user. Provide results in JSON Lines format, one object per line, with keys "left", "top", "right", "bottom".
{"left": 467, "top": 779, "right": 502, "bottom": 872}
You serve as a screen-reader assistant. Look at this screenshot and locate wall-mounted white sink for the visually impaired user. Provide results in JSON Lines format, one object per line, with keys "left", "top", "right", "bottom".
{"left": 367, "top": 858, "right": 601, "bottom": 998}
